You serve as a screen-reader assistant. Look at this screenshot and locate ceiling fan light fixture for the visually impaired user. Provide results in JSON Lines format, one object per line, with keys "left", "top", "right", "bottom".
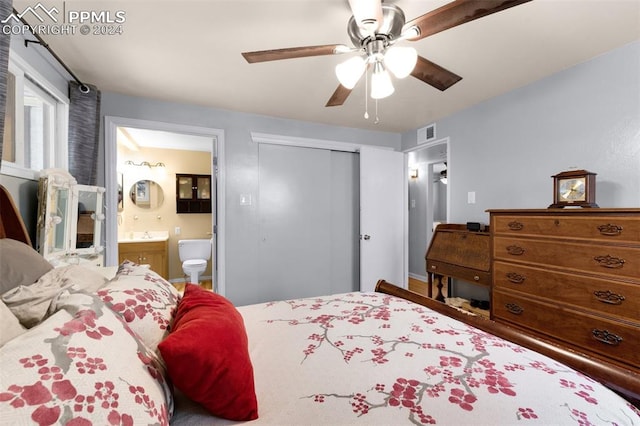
{"left": 370, "top": 61, "right": 394, "bottom": 99}
{"left": 348, "top": 0, "right": 383, "bottom": 33}
{"left": 384, "top": 46, "right": 417, "bottom": 79}
{"left": 335, "top": 56, "right": 367, "bottom": 89}
{"left": 333, "top": 44, "right": 354, "bottom": 54}
{"left": 400, "top": 25, "right": 420, "bottom": 41}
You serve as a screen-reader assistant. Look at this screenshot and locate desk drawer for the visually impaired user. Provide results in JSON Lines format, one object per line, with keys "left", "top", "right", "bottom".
{"left": 493, "top": 261, "right": 640, "bottom": 322}
{"left": 492, "top": 215, "right": 640, "bottom": 243}
{"left": 427, "top": 260, "right": 491, "bottom": 287}
{"left": 493, "top": 290, "right": 640, "bottom": 368}
{"left": 493, "top": 237, "right": 640, "bottom": 280}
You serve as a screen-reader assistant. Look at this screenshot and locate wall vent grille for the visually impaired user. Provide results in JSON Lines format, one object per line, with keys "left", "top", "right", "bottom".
{"left": 417, "top": 123, "right": 436, "bottom": 144}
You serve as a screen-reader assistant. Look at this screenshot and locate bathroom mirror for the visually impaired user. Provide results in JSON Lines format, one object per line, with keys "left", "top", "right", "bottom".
{"left": 129, "top": 179, "right": 164, "bottom": 209}
{"left": 117, "top": 173, "right": 124, "bottom": 212}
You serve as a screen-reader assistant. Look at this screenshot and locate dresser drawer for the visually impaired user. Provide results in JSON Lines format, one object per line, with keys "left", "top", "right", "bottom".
{"left": 493, "top": 237, "right": 640, "bottom": 280}
{"left": 492, "top": 215, "right": 640, "bottom": 243}
{"left": 493, "top": 261, "right": 640, "bottom": 322}
{"left": 493, "top": 290, "right": 640, "bottom": 367}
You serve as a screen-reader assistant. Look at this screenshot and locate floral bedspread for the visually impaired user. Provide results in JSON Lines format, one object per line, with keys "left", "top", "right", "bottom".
{"left": 171, "top": 292, "right": 639, "bottom": 425}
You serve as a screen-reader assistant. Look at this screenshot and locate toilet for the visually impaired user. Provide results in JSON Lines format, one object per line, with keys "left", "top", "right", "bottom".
{"left": 178, "top": 239, "right": 212, "bottom": 284}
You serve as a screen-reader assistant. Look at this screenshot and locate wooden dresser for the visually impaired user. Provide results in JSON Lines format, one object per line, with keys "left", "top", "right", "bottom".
{"left": 488, "top": 208, "right": 640, "bottom": 372}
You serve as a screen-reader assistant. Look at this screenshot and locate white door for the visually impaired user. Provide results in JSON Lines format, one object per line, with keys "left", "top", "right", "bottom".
{"left": 359, "top": 146, "right": 406, "bottom": 292}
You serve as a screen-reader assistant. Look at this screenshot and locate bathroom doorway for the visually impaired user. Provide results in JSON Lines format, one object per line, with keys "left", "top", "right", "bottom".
{"left": 105, "top": 117, "right": 226, "bottom": 294}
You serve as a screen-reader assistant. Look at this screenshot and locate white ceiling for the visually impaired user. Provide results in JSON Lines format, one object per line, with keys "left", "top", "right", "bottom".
{"left": 120, "top": 127, "right": 213, "bottom": 152}
{"left": 14, "top": 0, "right": 640, "bottom": 133}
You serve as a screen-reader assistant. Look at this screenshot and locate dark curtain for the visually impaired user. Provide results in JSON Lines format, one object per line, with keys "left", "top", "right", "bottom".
{"left": 0, "top": 0, "right": 13, "bottom": 161}
{"left": 68, "top": 81, "right": 101, "bottom": 185}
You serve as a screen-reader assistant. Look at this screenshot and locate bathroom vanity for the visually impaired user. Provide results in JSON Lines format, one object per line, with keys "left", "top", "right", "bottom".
{"left": 118, "top": 232, "right": 169, "bottom": 279}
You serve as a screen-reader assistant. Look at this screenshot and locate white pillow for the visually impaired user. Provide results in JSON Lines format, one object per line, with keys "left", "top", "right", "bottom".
{"left": 2, "top": 265, "right": 109, "bottom": 328}
{"left": 0, "top": 300, "right": 26, "bottom": 346}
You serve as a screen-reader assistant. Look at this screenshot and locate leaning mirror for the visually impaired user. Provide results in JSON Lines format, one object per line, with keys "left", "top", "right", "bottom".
{"left": 129, "top": 179, "right": 164, "bottom": 209}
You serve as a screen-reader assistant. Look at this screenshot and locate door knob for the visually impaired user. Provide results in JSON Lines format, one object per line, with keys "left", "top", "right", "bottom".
{"left": 363, "top": 235, "right": 371, "bottom": 240}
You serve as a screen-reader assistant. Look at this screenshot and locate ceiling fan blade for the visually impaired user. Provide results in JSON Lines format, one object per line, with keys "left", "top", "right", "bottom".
{"left": 411, "top": 56, "right": 462, "bottom": 91}
{"left": 242, "top": 44, "right": 347, "bottom": 63}
{"left": 404, "top": 0, "right": 532, "bottom": 41}
{"left": 325, "top": 84, "right": 353, "bottom": 107}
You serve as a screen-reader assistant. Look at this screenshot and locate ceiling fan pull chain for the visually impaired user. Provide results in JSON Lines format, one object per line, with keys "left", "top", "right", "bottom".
{"left": 374, "top": 99, "right": 380, "bottom": 124}
{"left": 364, "top": 67, "right": 369, "bottom": 119}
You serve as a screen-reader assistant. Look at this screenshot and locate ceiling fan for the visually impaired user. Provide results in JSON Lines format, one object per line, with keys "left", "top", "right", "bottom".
{"left": 242, "top": 0, "right": 532, "bottom": 108}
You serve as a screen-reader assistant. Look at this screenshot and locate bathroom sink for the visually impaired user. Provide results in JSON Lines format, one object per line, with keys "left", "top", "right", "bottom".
{"left": 118, "top": 231, "right": 169, "bottom": 243}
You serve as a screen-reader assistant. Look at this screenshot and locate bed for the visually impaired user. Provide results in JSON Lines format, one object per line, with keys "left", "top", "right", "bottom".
{"left": 1, "top": 184, "right": 638, "bottom": 425}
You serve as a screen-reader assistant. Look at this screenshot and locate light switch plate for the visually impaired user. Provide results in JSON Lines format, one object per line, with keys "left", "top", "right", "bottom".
{"left": 240, "top": 194, "right": 252, "bottom": 206}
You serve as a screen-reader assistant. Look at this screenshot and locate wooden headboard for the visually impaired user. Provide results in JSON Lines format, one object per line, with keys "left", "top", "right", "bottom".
{"left": 0, "top": 184, "right": 31, "bottom": 246}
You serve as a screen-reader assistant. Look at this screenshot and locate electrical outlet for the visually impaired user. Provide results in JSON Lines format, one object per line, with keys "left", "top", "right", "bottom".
{"left": 175, "top": 226, "right": 181, "bottom": 235}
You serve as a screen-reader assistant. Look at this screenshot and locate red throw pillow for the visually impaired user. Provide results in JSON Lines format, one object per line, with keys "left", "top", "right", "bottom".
{"left": 158, "top": 284, "right": 258, "bottom": 421}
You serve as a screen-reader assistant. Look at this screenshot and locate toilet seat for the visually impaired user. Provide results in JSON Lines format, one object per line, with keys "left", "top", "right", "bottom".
{"left": 183, "top": 259, "right": 207, "bottom": 268}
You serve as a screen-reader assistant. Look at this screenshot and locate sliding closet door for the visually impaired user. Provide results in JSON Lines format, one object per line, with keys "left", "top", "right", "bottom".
{"left": 257, "top": 144, "right": 358, "bottom": 302}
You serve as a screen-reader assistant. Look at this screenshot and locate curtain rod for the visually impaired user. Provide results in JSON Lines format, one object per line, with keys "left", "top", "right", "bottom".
{"left": 15, "top": 8, "right": 90, "bottom": 94}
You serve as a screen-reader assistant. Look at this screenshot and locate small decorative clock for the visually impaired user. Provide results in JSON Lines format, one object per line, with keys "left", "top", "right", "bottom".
{"left": 549, "top": 169, "right": 598, "bottom": 208}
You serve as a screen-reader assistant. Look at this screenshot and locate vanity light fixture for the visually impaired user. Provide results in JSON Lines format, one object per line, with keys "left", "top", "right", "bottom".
{"left": 410, "top": 168, "right": 419, "bottom": 179}
{"left": 125, "top": 160, "right": 166, "bottom": 168}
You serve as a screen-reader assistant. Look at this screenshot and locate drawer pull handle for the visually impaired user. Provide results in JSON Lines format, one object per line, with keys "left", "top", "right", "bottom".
{"left": 507, "top": 221, "right": 524, "bottom": 231}
{"left": 506, "top": 272, "right": 526, "bottom": 284}
{"left": 592, "top": 329, "right": 622, "bottom": 346}
{"left": 593, "top": 255, "right": 625, "bottom": 269}
{"left": 506, "top": 245, "right": 525, "bottom": 256}
{"left": 597, "top": 224, "right": 623, "bottom": 236}
{"left": 593, "top": 290, "right": 625, "bottom": 305}
{"left": 505, "top": 303, "right": 524, "bottom": 315}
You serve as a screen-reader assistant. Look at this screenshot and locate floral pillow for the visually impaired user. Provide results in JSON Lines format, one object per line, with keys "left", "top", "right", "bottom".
{"left": 0, "top": 291, "right": 173, "bottom": 425}
{"left": 97, "top": 261, "right": 180, "bottom": 351}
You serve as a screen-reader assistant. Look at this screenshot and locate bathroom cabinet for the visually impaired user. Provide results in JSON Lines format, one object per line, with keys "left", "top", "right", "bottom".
{"left": 176, "top": 174, "right": 212, "bottom": 213}
{"left": 118, "top": 240, "right": 168, "bottom": 279}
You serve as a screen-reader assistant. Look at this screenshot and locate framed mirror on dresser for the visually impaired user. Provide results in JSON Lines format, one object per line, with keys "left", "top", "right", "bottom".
{"left": 36, "top": 169, "right": 106, "bottom": 268}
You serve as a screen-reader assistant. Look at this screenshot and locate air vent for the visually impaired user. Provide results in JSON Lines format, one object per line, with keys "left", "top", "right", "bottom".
{"left": 417, "top": 123, "right": 436, "bottom": 144}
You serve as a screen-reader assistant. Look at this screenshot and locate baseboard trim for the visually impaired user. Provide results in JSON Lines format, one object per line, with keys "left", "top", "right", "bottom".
{"left": 408, "top": 272, "right": 427, "bottom": 282}
{"left": 169, "top": 275, "right": 213, "bottom": 284}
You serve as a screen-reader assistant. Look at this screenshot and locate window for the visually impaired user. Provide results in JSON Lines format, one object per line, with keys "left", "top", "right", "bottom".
{"left": 1, "top": 52, "right": 68, "bottom": 180}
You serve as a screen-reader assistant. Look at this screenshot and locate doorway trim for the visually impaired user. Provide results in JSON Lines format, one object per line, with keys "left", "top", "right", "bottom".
{"left": 104, "top": 116, "right": 226, "bottom": 296}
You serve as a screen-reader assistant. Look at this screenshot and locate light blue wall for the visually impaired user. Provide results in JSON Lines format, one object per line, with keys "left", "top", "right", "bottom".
{"left": 402, "top": 41, "right": 640, "bottom": 224}
{"left": 99, "top": 93, "right": 399, "bottom": 305}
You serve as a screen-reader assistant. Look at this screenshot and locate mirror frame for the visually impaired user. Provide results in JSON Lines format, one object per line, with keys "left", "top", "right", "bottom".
{"left": 128, "top": 179, "right": 164, "bottom": 209}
